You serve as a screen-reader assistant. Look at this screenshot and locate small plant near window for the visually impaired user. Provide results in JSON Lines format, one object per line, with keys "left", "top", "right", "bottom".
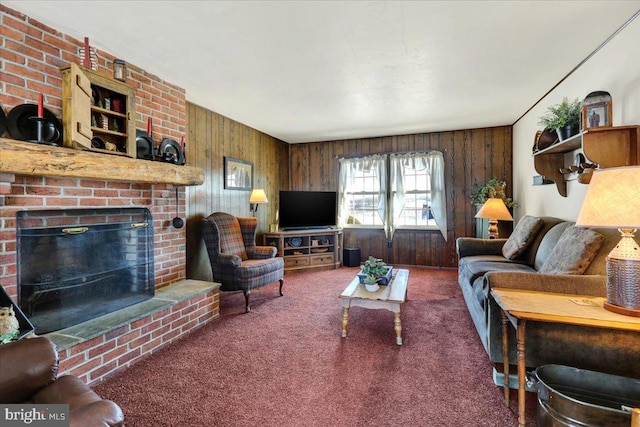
{"left": 470, "top": 178, "right": 517, "bottom": 209}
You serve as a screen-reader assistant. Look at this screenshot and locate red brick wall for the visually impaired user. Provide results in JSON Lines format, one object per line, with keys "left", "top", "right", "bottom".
{"left": 0, "top": 5, "right": 188, "bottom": 297}
{"left": 58, "top": 287, "right": 219, "bottom": 384}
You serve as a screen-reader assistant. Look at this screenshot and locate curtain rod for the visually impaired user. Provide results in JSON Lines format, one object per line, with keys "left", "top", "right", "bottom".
{"left": 335, "top": 149, "right": 446, "bottom": 160}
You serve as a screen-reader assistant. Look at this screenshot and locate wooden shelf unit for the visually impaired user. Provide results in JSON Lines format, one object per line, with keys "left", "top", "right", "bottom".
{"left": 61, "top": 63, "right": 136, "bottom": 158}
{"left": 264, "top": 229, "right": 343, "bottom": 272}
{"left": 533, "top": 125, "right": 639, "bottom": 196}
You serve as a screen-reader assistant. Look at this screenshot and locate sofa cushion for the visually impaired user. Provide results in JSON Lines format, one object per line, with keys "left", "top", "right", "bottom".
{"left": 502, "top": 215, "right": 544, "bottom": 260}
{"left": 538, "top": 225, "right": 605, "bottom": 275}
{"left": 459, "top": 257, "right": 536, "bottom": 286}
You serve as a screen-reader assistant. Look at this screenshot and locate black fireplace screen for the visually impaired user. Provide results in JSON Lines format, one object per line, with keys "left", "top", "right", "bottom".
{"left": 17, "top": 208, "right": 155, "bottom": 334}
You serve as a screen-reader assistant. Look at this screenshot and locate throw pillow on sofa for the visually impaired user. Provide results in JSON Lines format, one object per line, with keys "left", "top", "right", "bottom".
{"left": 538, "top": 225, "right": 604, "bottom": 275}
{"left": 502, "top": 215, "right": 544, "bottom": 260}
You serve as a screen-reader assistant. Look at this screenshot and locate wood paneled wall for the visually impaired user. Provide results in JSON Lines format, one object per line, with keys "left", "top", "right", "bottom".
{"left": 186, "top": 102, "right": 289, "bottom": 281}
{"left": 185, "top": 99, "right": 511, "bottom": 273}
{"left": 289, "top": 127, "right": 513, "bottom": 268}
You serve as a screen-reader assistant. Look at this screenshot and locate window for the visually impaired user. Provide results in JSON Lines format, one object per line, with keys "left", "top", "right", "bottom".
{"left": 338, "top": 151, "right": 447, "bottom": 241}
{"left": 395, "top": 166, "right": 434, "bottom": 228}
{"left": 345, "top": 166, "right": 383, "bottom": 226}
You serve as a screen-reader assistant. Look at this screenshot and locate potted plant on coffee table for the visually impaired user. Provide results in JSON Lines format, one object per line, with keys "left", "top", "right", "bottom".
{"left": 538, "top": 97, "right": 581, "bottom": 141}
{"left": 358, "top": 256, "right": 393, "bottom": 287}
{"left": 362, "top": 274, "right": 380, "bottom": 292}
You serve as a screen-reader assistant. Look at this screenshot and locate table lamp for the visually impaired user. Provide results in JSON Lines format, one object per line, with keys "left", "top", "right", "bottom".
{"left": 575, "top": 166, "right": 640, "bottom": 317}
{"left": 475, "top": 198, "right": 513, "bottom": 239}
{"left": 249, "top": 189, "right": 268, "bottom": 216}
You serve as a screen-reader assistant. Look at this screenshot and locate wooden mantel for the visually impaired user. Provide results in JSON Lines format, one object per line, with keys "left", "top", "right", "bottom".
{"left": 0, "top": 138, "right": 204, "bottom": 186}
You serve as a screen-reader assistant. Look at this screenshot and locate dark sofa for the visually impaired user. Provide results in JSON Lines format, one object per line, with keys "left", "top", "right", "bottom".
{"left": 0, "top": 336, "right": 124, "bottom": 427}
{"left": 456, "top": 216, "right": 640, "bottom": 379}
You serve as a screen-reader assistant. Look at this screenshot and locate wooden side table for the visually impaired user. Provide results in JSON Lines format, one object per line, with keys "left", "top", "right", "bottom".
{"left": 490, "top": 288, "right": 640, "bottom": 427}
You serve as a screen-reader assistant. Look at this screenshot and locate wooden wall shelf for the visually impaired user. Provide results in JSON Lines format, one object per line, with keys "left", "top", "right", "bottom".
{"left": 0, "top": 138, "right": 204, "bottom": 186}
{"left": 533, "top": 125, "right": 639, "bottom": 197}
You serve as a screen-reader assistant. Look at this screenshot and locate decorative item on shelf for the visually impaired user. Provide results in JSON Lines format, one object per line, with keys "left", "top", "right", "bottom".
{"left": 581, "top": 91, "right": 612, "bottom": 131}
{"left": 113, "top": 59, "right": 126, "bottom": 82}
{"left": 538, "top": 97, "right": 581, "bottom": 142}
{"left": 532, "top": 129, "right": 558, "bottom": 153}
{"left": 576, "top": 166, "right": 640, "bottom": 317}
{"left": 136, "top": 129, "right": 156, "bottom": 160}
{"left": 6, "top": 103, "right": 62, "bottom": 146}
{"left": 358, "top": 256, "right": 393, "bottom": 286}
{"left": 289, "top": 237, "right": 302, "bottom": 247}
{"left": 160, "top": 138, "right": 185, "bottom": 165}
{"left": 249, "top": 189, "right": 268, "bottom": 216}
{"left": 79, "top": 37, "right": 98, "bottom": 70}
{"left": 475, "top": 198, "right": 514, "bottom": 239}
{"left": 470, "top": 178, "right": 517, "bottom": 209}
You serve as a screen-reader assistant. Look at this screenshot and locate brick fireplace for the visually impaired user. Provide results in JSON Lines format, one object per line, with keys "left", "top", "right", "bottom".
{"left": 0, "top": 5, "right": 219, "bottom": 385}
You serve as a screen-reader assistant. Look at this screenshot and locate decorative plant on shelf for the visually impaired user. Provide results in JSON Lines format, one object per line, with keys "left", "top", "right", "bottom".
{"left": 538, "top": 97, "right": 581, "bottom": 141}
{"left": 470, "top": 178, "right": 517, "bottom": 209}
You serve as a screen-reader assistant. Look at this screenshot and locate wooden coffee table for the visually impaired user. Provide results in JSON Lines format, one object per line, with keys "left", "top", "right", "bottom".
{"left": 339, "top": 269, "right": 409, "bottom": 345}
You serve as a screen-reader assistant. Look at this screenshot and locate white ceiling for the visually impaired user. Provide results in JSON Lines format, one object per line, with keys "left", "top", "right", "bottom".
{"left": 4, "top": 1, "right": 640, "bottom": 143}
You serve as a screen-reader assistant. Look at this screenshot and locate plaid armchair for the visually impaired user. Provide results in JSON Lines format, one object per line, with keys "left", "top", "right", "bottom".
{"left": 202, "top": 212, "right": 284, "bottom": 313}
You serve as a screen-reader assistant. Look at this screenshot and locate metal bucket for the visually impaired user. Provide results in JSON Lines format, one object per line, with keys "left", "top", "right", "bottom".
{"left": 532, "top": 365, "right": 640, "bottom": 427}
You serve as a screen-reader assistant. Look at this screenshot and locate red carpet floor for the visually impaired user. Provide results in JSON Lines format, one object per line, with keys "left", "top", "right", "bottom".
{"left": 94, "top": 267, "right": 537, "bottom": 426}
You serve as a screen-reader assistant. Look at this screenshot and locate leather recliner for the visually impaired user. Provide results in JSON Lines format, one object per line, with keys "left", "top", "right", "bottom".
{"left": 0, "top": 336, "right": 124, "bottom": 427}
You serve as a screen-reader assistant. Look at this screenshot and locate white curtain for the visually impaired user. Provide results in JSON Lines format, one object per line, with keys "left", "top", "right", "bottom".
{"left": 337, "top": 155, "right": 387, "bottom": 227}
{"left": 389, "top": 151, "right": 447, "bottom": 241}
{"left": 427, "top": 151, "right": 447, "bottom": 241}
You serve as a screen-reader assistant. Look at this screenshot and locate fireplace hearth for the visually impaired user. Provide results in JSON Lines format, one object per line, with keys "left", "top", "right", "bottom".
{"left": 17, "top": 208, "right": 155, "bottom": 334}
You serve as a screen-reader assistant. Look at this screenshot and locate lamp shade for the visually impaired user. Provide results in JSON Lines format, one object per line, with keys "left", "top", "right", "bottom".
{"left": 475, "top": 198, "right": 513, "bottom": 221}
{"left": 249, "top": 189, "right": 268, "bottom": 204}
{"left": 576, "top": 166, "right": 640, "bottom": 229}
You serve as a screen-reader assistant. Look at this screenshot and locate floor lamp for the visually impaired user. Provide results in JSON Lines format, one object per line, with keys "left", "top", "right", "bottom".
{"left": 475, "top": 198, "right": 513, "bottom": 239}
{"left": 576, "top": 166, "right": 640, "bottom": 317}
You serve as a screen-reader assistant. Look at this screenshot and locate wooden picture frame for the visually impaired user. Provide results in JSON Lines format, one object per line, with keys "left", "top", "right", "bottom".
{"left": 224, "top": 157, "right": 253, "bottom": 190}
{"left": 581, "top": 91, "right": 612, "bottom": 131}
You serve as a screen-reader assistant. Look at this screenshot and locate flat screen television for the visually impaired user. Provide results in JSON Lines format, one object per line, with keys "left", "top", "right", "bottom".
{"left": 279, "top": 190, "right": 337, "bottom": 230}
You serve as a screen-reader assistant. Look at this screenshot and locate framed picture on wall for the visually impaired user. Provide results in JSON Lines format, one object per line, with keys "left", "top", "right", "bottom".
{"left": 224, "top": 157, "right": 253, "bottom": 190}
{"left": 581, "top": 91, "right": 612, "bottom": 131}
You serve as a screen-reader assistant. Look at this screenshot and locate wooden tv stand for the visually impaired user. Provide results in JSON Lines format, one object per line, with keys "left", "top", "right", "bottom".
{"left": 263, "top": 228, "right": 343, "bottom": 272}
